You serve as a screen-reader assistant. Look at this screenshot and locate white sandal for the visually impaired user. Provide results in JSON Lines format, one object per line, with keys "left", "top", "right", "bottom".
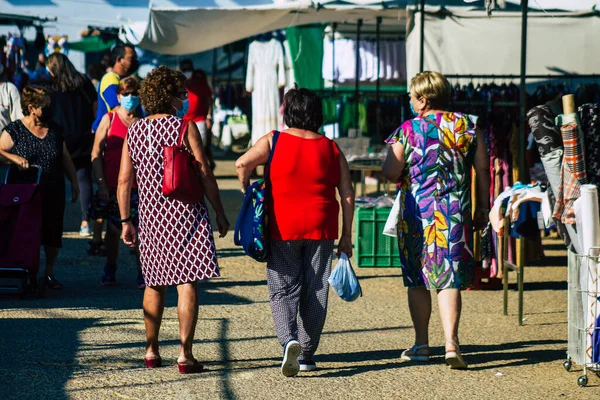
{"left": 401, "top": 344, "right": 430, "bottom": 362}
{"left": 445, "top": 339, "right": 468, "bottom": 369}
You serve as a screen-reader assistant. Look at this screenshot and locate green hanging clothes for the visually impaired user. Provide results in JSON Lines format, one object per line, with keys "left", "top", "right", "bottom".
{"left": 322, "top": 97, "right": 338, "bottom": 125}
{"left": 285, "top": 26, "right": 324, "bottom": 90}
{"left": 340, "top": 98, "right": 368, "bottom": 136}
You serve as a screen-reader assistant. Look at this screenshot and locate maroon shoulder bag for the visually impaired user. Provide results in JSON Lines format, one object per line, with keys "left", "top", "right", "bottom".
{"left": 162, "top": 119, "right": 204, "bottom": 204}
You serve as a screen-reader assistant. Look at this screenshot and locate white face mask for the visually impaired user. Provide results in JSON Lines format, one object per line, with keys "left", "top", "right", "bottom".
{"left": 183, "top": 71, "right": 193, "bottom": 80}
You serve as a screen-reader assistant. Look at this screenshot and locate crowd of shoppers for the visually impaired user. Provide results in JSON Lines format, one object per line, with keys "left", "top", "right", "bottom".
{"left": 0, "top": 41, "right": 489, "bottom": 377}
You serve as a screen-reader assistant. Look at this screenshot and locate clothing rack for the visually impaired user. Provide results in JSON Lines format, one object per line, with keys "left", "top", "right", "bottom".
{"left": 445, "top": 74, "right": 600, "bottom": 80}
{"left": 326, "top": 16, "right": 404, "bottom": 143}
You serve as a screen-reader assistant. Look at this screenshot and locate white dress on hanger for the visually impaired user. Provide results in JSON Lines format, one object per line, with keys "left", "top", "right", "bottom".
{"left": 246, "top": 38, "right": 286, "bottom": 145}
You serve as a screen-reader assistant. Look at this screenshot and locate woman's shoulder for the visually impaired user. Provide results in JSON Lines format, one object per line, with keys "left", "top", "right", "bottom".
{"left": 441, "top": 112, "right": 478, "bottom": 126}
{"left": 129, "top": 117, "right": 147, "bottom": 131}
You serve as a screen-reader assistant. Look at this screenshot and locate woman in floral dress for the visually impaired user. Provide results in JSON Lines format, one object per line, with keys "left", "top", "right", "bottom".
{"left": 383, "top": 71, "right": 490, "bottom": 369}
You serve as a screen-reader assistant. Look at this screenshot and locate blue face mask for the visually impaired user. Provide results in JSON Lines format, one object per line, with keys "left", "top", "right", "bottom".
{"left": 409, "top": 101, "right": 419, "bottom": 117}
{"left": 120, "top": 95, "right": 140, "bottom": 111}
{"left": 175, "top": 98, "right": 189, "bottom": 118}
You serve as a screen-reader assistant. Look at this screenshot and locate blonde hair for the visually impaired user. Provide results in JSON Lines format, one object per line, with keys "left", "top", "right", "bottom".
{"left": 409, "top": 71, "right": 451, "bottom": 109}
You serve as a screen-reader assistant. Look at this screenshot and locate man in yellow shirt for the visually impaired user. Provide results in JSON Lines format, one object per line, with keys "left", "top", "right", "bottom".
{"left": 92, "top": 44, "right": 138, "bottom": 132}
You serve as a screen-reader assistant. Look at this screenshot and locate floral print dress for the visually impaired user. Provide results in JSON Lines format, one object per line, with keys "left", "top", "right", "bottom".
{"left": 386, "top": 112, "right": 478, "bottom": 290}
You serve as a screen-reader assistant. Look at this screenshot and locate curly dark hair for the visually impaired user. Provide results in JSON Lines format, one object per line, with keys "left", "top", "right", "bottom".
{"left": 21, "top": 85, "right": 51, "bottom": 116}
{"left": 283, "top": 85, "right": 323, "bottom": 133}
{"left": 139, "top": 66, "right": 185, "bottom": 115}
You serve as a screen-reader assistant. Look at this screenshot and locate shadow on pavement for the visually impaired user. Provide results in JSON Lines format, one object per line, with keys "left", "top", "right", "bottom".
{"left": 0, "top": 317, "right": 98, "bottom": 400}
{"left": 0, "top": 278, "right": 253, "bottom": 311}
{"left": 507, "top": 281, "right": 567, "bottom": 291}
{"left": 301, "top": 339, "right": 567, "bottom": 378}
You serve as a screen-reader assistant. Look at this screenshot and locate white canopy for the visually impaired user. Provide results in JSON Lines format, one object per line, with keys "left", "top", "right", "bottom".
{"left": 405, "top": 9, "right": 600, "bottom": 81}
{"left": 121, "top": 0, "right": 413, "bottom": 55}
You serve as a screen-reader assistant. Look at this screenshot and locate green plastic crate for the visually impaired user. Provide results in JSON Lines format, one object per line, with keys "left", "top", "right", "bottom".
{"left": 355, "top": 206, "right": 400, "bottom": 268}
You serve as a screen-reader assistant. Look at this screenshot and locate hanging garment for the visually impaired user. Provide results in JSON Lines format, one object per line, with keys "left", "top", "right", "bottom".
{"left": 322, "top": 37, "right": 335, "bottom": 81}
{"left": 527, "top": 105, "right": 563, "bottom": 157}
{"left": 527, "top": 104, "right": 579, "bottom": 251}
{"left": 578, "top": 104, "right": 600, "bottom": 187}
{"left": 553, "top": 113, "right": 588, "bottom": 225}
{"left": 322, "top": 38, "right": 357, "bottom": 83}
{"left": 282, "top": 40, "right": 296, "bottom": 94}
{"left": 246, "top": 39, "right": 286, "bottom": 145}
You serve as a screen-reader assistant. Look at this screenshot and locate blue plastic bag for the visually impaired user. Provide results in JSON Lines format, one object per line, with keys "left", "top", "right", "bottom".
{"left": 328, "top": 253, "right": 362, "bottom": 302}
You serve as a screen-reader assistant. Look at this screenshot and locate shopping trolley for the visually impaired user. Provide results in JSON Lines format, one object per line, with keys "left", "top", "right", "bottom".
{"left": 564, "top": 247, "right": 600, "bottom": 387}
{"left": 0, "top": 164, "right": 44, "bottom": 298}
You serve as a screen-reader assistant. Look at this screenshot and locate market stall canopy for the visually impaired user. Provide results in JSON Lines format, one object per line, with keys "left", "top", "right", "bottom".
{"left": 120, "top": 0, "right": 415, "bottom": 55}
{"left": 406, "top": 8, "right": 600, "bottom": 82}
{"left": 504, "top": 0, "right": 600, "bottom": 10}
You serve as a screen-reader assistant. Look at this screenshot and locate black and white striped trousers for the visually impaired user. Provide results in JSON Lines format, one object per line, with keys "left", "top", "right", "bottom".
{"left": 267, "top": 240, "right": 334, "bottom": 360}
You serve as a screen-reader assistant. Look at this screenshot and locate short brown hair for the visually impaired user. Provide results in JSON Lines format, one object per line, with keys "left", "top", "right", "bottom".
{"left": 118, "top": 75, "right": 140, "bottom": 94}
{"left": 283, "top": 85, "right": 323, "bottom": 133}
{"left": 21, "top": 85, "right": 51, "bottom": 116}
{"left": 139, "top": 66, "right": 185, "bottom": 115}
{"left": 409, "top": 71, "right": 452, "bottom": 109}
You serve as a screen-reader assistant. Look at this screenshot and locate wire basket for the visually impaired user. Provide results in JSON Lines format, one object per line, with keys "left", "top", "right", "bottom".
{"left": 565, "top": 247, "right": 600, "bottom": 387}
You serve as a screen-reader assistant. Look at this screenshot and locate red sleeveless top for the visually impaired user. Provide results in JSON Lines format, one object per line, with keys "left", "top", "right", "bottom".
{"left": 103, "top": 112, "right": 135, "bottom": 188}
{"left": 268, "top": 132, "right": 341, "bottom": 240}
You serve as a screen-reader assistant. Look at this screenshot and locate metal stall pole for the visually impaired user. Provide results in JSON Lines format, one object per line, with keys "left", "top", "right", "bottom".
{"left": 212, "top": 47, "right": 217, "bottom": 93}
{"left": 332, "top": 23, "right": 337, "bottom": 95}
{"left": 517, "top": 0, "right": 529, "bottom": 326}
{"left": 419, "top": 0, "right": 425, "bottom": 72}
{"left": 376, "top": 16, "right": 382, "bottom": 143}
{"left": 355, "top": 19, "right": 363, "bottom": 135}
{"left": 227, "top": 44, "right": 232, "bottom": 86}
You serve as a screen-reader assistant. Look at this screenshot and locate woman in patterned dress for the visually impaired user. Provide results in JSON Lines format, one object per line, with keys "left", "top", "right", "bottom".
{"left": 382, "top": 72, "right": 490, "bottom": 369}
{"left": 117, "top": 66, "right": 229, "bottom": 374}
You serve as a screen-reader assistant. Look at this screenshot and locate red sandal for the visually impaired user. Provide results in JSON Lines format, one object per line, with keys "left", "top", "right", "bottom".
{"left": 143, "top": 357, "right": 162, "bottom": 368}
{"left": 178, "top": 360, "right": 206, "bottom": 374}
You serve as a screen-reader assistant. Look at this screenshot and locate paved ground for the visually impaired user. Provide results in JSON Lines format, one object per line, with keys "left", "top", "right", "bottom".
{"left": 0, "top": 159, "right": 598, "bottom": 399}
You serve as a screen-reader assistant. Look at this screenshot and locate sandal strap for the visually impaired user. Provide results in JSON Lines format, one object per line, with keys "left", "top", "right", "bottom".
{"left": 411, "top": 344, "right": 429, "bottom": 351}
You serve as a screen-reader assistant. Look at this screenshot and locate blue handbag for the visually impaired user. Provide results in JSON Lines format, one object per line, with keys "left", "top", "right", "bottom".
{"left": 234, "top": 131, "right": 280, "bottom": 262}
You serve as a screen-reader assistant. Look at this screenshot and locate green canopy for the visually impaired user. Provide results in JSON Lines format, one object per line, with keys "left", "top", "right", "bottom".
{"left": 69, "top": 36, "right": 115, "bottom": 53}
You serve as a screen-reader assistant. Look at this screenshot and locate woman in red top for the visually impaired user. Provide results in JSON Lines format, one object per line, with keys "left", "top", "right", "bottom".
{"left": 236, "top": 86, "right": 354, "bottom": 377}
{"left": 90, "top": 76, "right": 143, "bottom": 288}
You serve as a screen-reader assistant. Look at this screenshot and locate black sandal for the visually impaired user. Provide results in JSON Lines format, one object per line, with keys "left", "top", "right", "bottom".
{"left": 46, "top": 275, "right": 63, "bottom": 290}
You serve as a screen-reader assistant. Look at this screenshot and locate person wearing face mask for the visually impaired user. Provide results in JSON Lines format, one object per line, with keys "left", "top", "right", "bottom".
{"left": 0, "top": 63, "right": 24, "bottom": 133}
{"left": 382, "top": 71, "right": 490, "bottom": 370}
{"left": 92, "top": 44, "right": 138, "bottom": 134}
{"left": 118, "top": 66, "right": 229, "bottom": 373}
{"left": 90, "top": 76, "right": 144, "bottom": 288}
{"left": 89, "top": 44, "right": 139, "bottom": 255}
{"left": 46, "top": 53, "right": 98, "bottom": 238}
{"left": 0, "top": 85, "right": 80, "bottom": 290}
{"left": 179, "top": 59, "right": 214, "bottom": 169}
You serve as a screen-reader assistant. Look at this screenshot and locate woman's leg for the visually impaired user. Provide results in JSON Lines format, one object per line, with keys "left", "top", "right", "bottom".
{"left": 267, "top": 241, "right": 303, "bottom": 347}
{"left": 437, "top": 288, "right": 462, "bottom": 351}
{"left": 297, "top": 240, "right": 333, "bottom": 361}
{"left": 143, "top": 285, "right": 167, "bottom": 359}
{"left": 176, "top": 281, "right": 199, "bottom": 363}
{"left": 76, "top": 167, "right": 93, "bottom": 229}
{"left": 408, "top": 287, "right": 432, "bottom": 347}
{"left": 43, "top": 246, "right": 60, "bottom": 276}
{"left": 104, "top": 223, "right": 120, "bottom": 266}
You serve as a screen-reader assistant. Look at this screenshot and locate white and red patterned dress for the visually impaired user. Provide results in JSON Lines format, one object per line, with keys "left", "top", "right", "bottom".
{"left": 127, "top": 115, "right": 219, "bottom": 286}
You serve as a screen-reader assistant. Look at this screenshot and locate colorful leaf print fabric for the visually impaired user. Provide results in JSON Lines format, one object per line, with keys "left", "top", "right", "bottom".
{"left": 385, "top": 112, "right": 478, "bottom": 290}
